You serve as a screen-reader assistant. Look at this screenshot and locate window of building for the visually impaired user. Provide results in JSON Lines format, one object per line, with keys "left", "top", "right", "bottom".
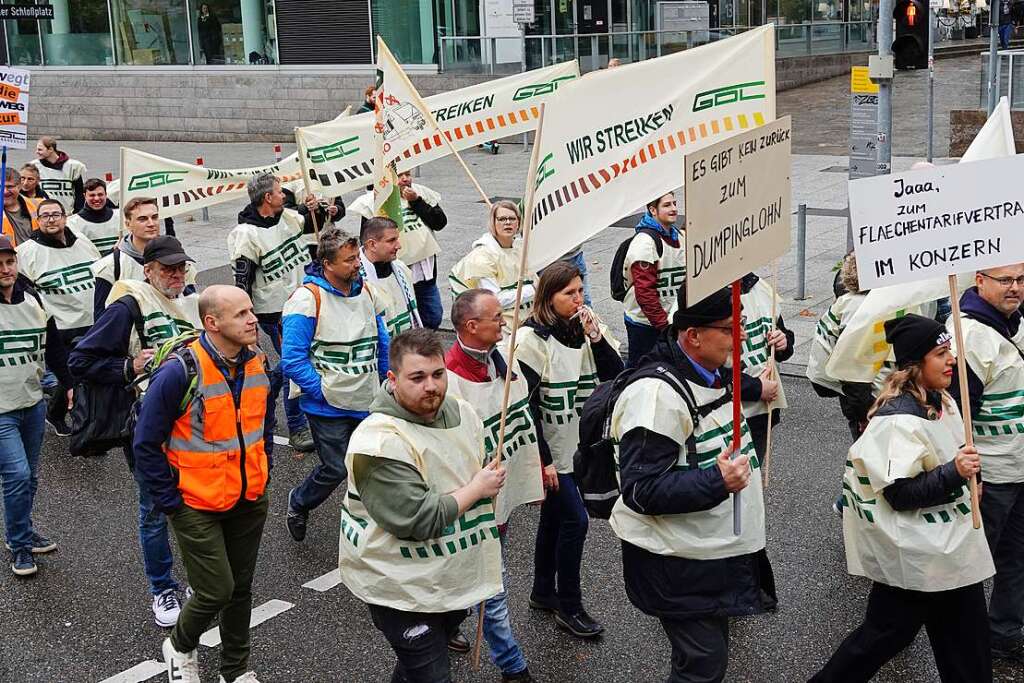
{"left": 372, "top": 0, "right": 436, "bottom": 64}
{"left": 42, "top": 0, "right": 115, "bottom": 65}
{"left": 5, "top": 13, "right": 42, "bottom": 65}
{"left": 110, "top": 0, "right": 190, "bottom": 64}
{"left": 190, "top": 0, "right": 278, "bottom": 65}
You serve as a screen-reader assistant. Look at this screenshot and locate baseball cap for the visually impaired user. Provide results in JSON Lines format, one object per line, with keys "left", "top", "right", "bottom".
{"left": 0, "top": 235, "right": 15, "bottom": 254}
{"left": 143, "top": 236, "right": 194, "bottom": 266}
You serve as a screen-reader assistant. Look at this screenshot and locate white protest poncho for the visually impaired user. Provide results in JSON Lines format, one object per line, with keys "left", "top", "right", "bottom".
{"left": 350, "top": 185, "right": 443, "bottom": 268}
{"left": 359, "top": 253, "right": 420, "bottom": 338}
{"left": 339, "top": 398, "right": 503, "bottom": 613}
{"left": 16, "top": 235, "right": 100, "bottom": 331}
{"left": 738, "top": 279, "right": 787, "bottom": 418}
{"left": 805, "top": 292, "right": 893, "bottom": 397}
{"left": 282, "top": 283, "right": 384, "bottom": 412}
{"left": 66, "top": 209, "right": 120, "bottom": 257}
{"left": 31, "top": 158, "right": 86, "bottom": 215}
{"left": 843, "top": 399, "right": 994, "bottom": 591}
{"left": 449, "top": 233, "right": 535, "bottom": 329}
{"left": 0, "top": 291, "right": 48, "bottom": 413}
{"left": 622, "top": 231, "right": 686, "bottom": 328}
{"left": 949, "top": 315, "right": 1024, "bottom": 484}
{"left": 92, "top": 247, "right": 199, "bottom": 294}
{"left": 446, "top": 355, "right": 544, "bottom": 524}
{"left": 515, "top": 325, "right": 619, "bottom": 474}
{"left": 609, "top": 377, "right": 766, "bottom": 560}
{"left": 227, "top": 208, "right": 311, "bottom": 315}
{"left": 108, "top": 280, "right": 201, "bottom": 358}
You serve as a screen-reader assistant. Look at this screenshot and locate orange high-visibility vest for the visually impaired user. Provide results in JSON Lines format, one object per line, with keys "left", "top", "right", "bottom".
{"left": 164, "top": 339, "right": 271, "bottom": 512}
{"left": 1, "top": 197, "right": 39, "bottom": 245}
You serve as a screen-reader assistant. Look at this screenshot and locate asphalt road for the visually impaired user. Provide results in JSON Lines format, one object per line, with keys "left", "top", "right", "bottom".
{"left": 3, "top": 373, "right": 1020, "bottom": 683}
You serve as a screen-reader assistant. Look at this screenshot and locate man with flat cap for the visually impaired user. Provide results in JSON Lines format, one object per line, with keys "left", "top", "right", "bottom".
{"left": 608, "top": 286, "right": 774, "bottom": 683}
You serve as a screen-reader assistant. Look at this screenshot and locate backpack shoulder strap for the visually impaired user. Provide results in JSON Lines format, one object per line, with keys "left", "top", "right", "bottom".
{"left": 302, "top": 282, "right": 322, "bottom": 319}
{"left": 120, "top": 293, "right": 148, "bottom": 350}
{"left": 171, "top": 347, "right": 201, "bottom": 414}
{"left": 637, "top": 228, "right": 665, "bottom": 259}
{"left": 112, "top": 247, "right": 121, "bottom": 281}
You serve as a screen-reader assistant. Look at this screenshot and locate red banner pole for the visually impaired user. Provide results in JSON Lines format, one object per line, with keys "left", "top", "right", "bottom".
{"left": 731, "top": 280, "right": 742, "bottom": 536}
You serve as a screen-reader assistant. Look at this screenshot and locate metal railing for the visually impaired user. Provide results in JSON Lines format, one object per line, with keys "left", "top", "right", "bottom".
{"left": 438, "top": 21, "right": 876, "bottom": 74}
{"left": 980, "top": 50, "right": 1024, "bottom": 109}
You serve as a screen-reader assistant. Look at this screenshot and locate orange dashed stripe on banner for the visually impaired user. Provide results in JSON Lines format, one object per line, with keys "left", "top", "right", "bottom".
{"left": 401, "top": 106, "right": 543, "bottom": 161}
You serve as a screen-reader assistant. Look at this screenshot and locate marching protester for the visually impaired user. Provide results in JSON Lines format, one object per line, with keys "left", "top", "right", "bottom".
{"left": 449, "top": 200, "right": 535, "bottom": 330}
{"left": 610, "top": 286, "right": 771, "bottom": 683}
{"left": 738, "top": 272, "right": 794, "bottom": 461}
{"left": 516, "top": 261, "right": 623, "bottom": 639}
{"left": 947, "top": 264, "right": 1024, "bottom": 664}
{"left": 280, "top": 227, "right": 389, "bottom": 543}
{"left": 2, "top": 167, "right": 39, "bottom": 246}
{"left": 68, "top": 236, "right": 200, "bottom": 627}
{"left": 446, "top": 288, "right": 544, "bottom": 681}
{"left": 229, "top": 172, "right": 324, "bottom": 454}
{"left": 811, "top": 314, "right": 993, "bottom": 682}
{"left": 350, "top": 170, "right": 448, "bottom": 328}
{"left": 19, "top": 163, "right": 48, "bottom": 202}
{"left": 30, "top": 136, "right": 87, "bottom": 215}
{"left": 132, "top": 285, "right": 275, "bottom": 683}
{"left": 15, "top": 198, "right": 100, "bottom": 436}
{"left": 0, "top": 235, "right": 67, "bottom": 577}
{"left": 359, "top": 216, "right": 420, "bottom": 336}
{"left": 66, "top": 178, "right": 121, "bottom": 257}
{"left": 92, "top": 197, "right": 195, "bottom": 318}
{"left": 619, "top": 192, "right": 686, "bottom": 367}
{"left": 339, "top": 328, "right": 505, "bottom": 682}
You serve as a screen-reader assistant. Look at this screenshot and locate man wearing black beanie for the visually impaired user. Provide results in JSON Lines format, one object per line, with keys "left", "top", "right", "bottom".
{"left": 608, "top": 285, "right": 773, "bottom": 683}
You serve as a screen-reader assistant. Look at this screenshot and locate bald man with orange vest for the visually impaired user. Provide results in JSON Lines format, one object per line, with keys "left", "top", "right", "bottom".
{"left": 132, "top": 285, "right": 278, "bottom": 683}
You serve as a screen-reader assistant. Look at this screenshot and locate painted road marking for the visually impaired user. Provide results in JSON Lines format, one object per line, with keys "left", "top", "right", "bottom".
{"left": 98, "top": 659, "right": 164, "bottom": 683}
{"left": 302, "top": 568, "right": 342, "bottom": 592}
{"left": 200, "top": 599, "right": 294, "bottom": 648}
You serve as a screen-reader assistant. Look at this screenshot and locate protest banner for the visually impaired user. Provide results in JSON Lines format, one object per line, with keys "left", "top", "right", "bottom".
{"left": 825, "top": 97, "right": 1016, "bottom": 384}
{"left": 0, "top": 66, "right": 29, "bottom": 150}
{"left": 119, "top": 147, "right": 303, "bottom": 219}
{"left": 525, "top": 25, "right": 775, "bottom": 272}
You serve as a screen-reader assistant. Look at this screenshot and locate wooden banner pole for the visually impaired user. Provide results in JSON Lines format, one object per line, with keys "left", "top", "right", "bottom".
{"left": 947, "top": 274, "right": 982, "bottom": 529}
{"left": 763, "top": 262, "right": 779, "bottom": 488}
{"left": 293, "top": 128, "right": 321, "bottom": 239}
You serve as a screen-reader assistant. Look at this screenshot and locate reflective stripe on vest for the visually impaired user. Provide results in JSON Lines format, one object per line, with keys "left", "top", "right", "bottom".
{"left": 164, "top": 339, "right": 270, "bottom": 512}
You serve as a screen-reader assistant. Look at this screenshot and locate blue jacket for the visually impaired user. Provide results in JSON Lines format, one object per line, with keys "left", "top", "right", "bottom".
{"left": 280, "top": 265, "right": 389, "bottom": 419}
{"left": 635, "top": 212, "right": 680, "bottom": 244}
{"left": 132, "top": 333, "right": 278, "bottom": 514}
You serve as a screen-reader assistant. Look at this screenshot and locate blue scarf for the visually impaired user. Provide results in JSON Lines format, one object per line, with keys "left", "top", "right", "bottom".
{"left": 635, "top": 212, "right": 679, "bottom": 243}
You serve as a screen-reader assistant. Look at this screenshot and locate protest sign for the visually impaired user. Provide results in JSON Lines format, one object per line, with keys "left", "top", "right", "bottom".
{"left": 684, "top": 117, "right": 792, "bottom": 304}
{"left": 0, "top": 66, "right": 30, "bottom": 149}
{"left": 120, "top": 147, "right": 303, "bottom": 219}
{"left": 850, "top": 154, "right": 1024, "bottom": 291}
{"left": 525, "top": 25, "right": 775, "bottom": 272}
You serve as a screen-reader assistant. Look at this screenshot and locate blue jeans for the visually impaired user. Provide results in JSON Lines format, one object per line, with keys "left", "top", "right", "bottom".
{"left": 259, "top": 319, "right": 307, "bottom": 434}
{"left": 1000, "top": 23, "right": 1013, "bottom": 49}
{"left": 0, "top": 401, "right": 45, "bottom": 552}
{"left": 413, "top": 279, "right": 443, "bottom": 330}
{"left": 533, "top": 473, "right": 589, "bottom": 614}
{"left": 484, "top": 530, "right": 529, "bottom": 675}
{"left": 625, "top": 318, "right": 662, "bottom": 368}
{"left": 292, "top": 414, "right": 360, "bottom": 513}
{"left": 132, "top": 458, "right": 179, "bottom": 595}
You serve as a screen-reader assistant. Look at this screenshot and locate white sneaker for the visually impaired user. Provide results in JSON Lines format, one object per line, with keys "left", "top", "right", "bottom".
{"left": 153, "top": 589, "right": 183, "bottom": 628}
{"left": 162, "top": 637, "right": 200, "bottom": 683}
{"left": 220, "top": 673, "right": 261, "bottom": 683}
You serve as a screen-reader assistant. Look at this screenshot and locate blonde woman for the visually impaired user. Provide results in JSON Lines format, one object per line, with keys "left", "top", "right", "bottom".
{"left": 811, "top": 313, "right": 993, "bottom": 682}
{"left": 449, "top": 200, "right": 535, "bottom": 328}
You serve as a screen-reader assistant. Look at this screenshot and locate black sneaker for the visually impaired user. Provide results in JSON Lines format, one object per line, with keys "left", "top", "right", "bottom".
{"left": 46, "top": 416, "right": 71, "bottom": 437}
{"left": 447, "top": 629, "right": 471, "bottom": 653}
{"left": 528, "top": 592, "right": 559, "bottom": 613}
{"left": 502, "top": 667, "right": 536, "bottom": 682}
{"left": 286, "top": 489, "right": 308, "bottom": 542}
{"left": 554, "top": 609, "right": 604, "bottom": 639}
{"left": 11, "top": 548, "right": 37, "bottom": 577}
{"left": 6, "top": 532, "right": 57, "bottom": 554}
{"left": 992, "top": 638, "right": 1024, "bottom": 664}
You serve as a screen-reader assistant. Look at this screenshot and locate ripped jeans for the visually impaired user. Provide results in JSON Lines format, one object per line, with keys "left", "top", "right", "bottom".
{"left": 368, "top": 603, "right": 468, "bottom": 683}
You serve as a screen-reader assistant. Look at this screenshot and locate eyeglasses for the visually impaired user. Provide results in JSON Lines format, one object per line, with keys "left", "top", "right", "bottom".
{"left": 495, "top": 216, "right": 519, "bottom": 223}
{"left": 700, "top": 315, "right": 747, "bottom": 332}
{"left": 470, "top": 313, "right": 504, "bottom": 324}
{"left": 980, "top": 272, "right": 1024, "bottom": 288}
{"left": 37, "top": 213, "right": 64, "bottom": 222}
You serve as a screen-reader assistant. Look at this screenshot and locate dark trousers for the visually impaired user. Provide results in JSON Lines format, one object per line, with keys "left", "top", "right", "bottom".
{"left": 258, "top": 317, "right": 307, "bottom": 434}
{"left": 291, "top": 414, "right": 360, "bottom": 513}
{"left": 413, "top": 279, "right": 443, "bottom": 330}
{"left": 747, "top": 413, "right": 770, "bottom": 466}
{"left": 532, "top": 472, "right": 589, "bottom": 613}
{"left": 810, "top": 581, "right": 991, "bottom": 683}
{"left": 625, "top": 319, "right": 662, "bottom": 368}
{"left": 659, "top": 615, "right": 729, "bottom": 683}
{"left": 169, "top": 494, "right": 269, "bottom": 682}
{"left": 47, "top": 326, "right": 88, "bottom": 424}
{"left": 980, "top": 481, "right": 1024, "bottom": 646}
{"left": 367, "top": 602, "right": 468, "bottom": 683}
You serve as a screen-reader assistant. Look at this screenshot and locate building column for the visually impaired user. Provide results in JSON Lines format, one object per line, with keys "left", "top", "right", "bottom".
{"left": 50, "top": 0, "right": 71, "bottom": 34}
{"left": 241, "top": 0, "right": 265, "bottom": 59}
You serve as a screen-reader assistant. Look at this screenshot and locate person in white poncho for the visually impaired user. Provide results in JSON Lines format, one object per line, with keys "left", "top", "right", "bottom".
{"left": 811, "top": 314, "right": 993, "bottom": 682}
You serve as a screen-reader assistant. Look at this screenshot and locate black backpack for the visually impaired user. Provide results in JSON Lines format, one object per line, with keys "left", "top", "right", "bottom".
{"left": 573, "top": 362, "right": 734, "bottom": 519}
{"left": 609, "top": 228, "right": 664, "bottom": 302}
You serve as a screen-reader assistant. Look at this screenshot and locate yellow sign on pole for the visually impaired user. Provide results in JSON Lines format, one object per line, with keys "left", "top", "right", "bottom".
{"left": 851, "top": 66, "right": 880, "bottom": 94}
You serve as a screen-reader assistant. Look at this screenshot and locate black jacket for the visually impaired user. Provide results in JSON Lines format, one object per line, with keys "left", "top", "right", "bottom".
{"left": 949, "top": 286, "right": 1021, "bottom": 419}
{"left": 618, "top": 335, "right": 775, "bottom": 620}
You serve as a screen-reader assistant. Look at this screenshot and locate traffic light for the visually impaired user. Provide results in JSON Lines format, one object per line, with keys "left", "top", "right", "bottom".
{"left": 893, "top": 0, "right": 929, "bottom": 69}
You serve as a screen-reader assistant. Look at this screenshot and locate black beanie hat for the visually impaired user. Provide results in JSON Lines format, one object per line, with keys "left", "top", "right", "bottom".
{"left": 672, "top": 286, "right": 734, "bottom": 331}
{"left": 883, "top": 314, "right": 952, "bottom": 367}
